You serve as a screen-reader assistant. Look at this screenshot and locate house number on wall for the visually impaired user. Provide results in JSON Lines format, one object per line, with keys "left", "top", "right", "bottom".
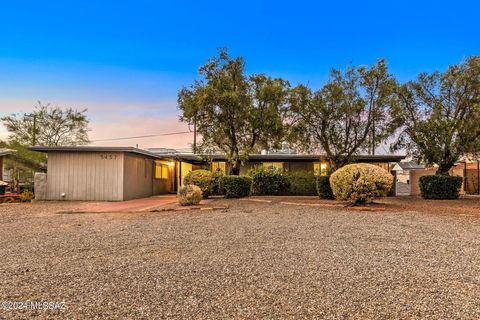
{"left": 100, "top": 154, "right": 117, "bottom": 160}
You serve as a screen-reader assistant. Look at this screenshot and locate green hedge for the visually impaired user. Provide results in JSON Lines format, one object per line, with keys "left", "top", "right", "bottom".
{"left": 316, "top": 175, "right": 334, "bottom": 199}
{"left": 210, "top": 170, "right": 226, "bottom": 196}
{"left": 288, "top": 170, "right": 317, "bottom": 196}
{"left": 250, "top": 168, "right": 291, "bottom": 195}
{"left": 183, "top": 169, "right": 213, "bottom": 198}
{"left": 419, "top": 175, "right": 463, "bottom": 200}
{"left": 221, "top": 176, "right": 252, "bottom": 198}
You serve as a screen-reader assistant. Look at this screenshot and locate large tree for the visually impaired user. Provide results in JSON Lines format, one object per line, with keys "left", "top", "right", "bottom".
{"left": 287, "top": 60, "right": 397, "bottom": 170}
{"left": 391, "top": 56, "right": 480, "bottom": 175}
{"left": 1, "top": 101, "right": 90, "bottom": 146}
{"left": 178, "top": 49, "right": 289, "bottom": 174}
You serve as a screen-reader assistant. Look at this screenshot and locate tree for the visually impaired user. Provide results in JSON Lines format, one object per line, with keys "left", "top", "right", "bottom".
{"left": 1, "top": 101, "right": 90, "bottom": 146}
{"left": 178, "top": 49, "right": 289, "bottom": 175}
{"left": 391, "top": 56, "right": 480, "bottom": 175}
{"left": 287, "top": 60, "right": 397, "bottom": 170}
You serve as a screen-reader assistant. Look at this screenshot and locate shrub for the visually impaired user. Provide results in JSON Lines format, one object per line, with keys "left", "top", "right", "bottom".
{"left": 210, "top": 170, "right": 225, "bottom": 196}
{"left": 178, "top": 184, "right": 203, "bottom": 206}
{"left": 316, "top": 175, "right": 334, "bottom": 199}
{"left": 330, "top": 163, "right": 393, "bottom": 204}
{"left": 221, "top": 175, "right": 252, "bottom": 198}
{"left": 250, "top": 168, "right": 290, "bottom": 195}
{"left": 288, "top": 170, "right": 317, "bottom": 196}
{"left": 419, "top": 175, "right": 463, "bottom": 200}
{"left": 19, "top": 190, "right": 34, "bottom": 202}
{"left": 183, "top": 169, "right": 213, "bottom": 198}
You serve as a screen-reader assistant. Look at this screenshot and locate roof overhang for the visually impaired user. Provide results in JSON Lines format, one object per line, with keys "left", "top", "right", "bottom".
{"left": 0, "top": 149, "right": 15, "bottom": 157}
{"left": 28, "top": 146, "right": 167, "bottom": 160}
{"left": 155, "top": 153, "right": 406, "bottom": 163}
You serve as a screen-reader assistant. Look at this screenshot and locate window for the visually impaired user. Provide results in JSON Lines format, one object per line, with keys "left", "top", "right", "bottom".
{"left": 313, "top": 162, "right": 328, "bottom": 176}
{"left": 262, "top": 162, "right": 284, "bottom": 171}
{"left": 155, "top": 161, "right": 170, "bottom": 179}
{"left": 370, "top": 162, "right": 390, "bottom": 171}
{"left": 211, "top": 161, "right": 227, "bottom": 173}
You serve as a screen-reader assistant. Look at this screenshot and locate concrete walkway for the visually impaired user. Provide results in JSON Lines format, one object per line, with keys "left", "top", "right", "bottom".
{"left": 75, "top": 195, "right": 177, "bottom": 213}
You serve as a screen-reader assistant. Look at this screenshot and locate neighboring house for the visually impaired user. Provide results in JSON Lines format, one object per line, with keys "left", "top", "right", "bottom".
{"left": 29, "top": 146, "right": 404, "bottom": 201}
{"left": 392, "top": 162, "right": 425, "bottom": 196}
{"left": 0, "top": 149, "right": 15, "bottom": 182}
{"left": 0, "top": 147, "right": 45, "bottom": 192}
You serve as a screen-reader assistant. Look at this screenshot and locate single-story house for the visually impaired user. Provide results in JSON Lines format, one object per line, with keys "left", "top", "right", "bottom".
{"left": 29, "top": 146, "right": 405, "bottom": 201}
{"left": 0, "top": 148, "right": 14, "bottom": 181}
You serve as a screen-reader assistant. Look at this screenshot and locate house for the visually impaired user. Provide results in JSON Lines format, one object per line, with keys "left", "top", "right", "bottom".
{"left": 0, "top": 147, "right": 46, "bottom": 193}
{"left": 29, "top": 146, "right": 175, "bottom": 201}
{"left": 0, "top": 148, "right": 14, "bottom": 182}
{"left": 29, "top": 146, "right": 405, "bottom": 201}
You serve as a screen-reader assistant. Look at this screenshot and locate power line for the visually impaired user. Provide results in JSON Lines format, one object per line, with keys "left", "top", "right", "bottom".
{"left": 91, "top": 131, "right": 192, "bottom": 142}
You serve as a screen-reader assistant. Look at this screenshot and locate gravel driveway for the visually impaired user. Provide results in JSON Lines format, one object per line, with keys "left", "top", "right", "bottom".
{"left": 1, "top": 199, "right": 480, "bottom": 319}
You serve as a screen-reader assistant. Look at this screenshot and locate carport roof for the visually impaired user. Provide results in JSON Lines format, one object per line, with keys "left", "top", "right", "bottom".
{"left": 0, "top": 148, "right": 15, "bottom": 157}
{"left": 28, "top": 146, "right": 170, "bottom": 160}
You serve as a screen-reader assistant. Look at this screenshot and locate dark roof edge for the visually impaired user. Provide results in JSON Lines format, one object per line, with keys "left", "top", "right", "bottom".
{"left": 27, "top": 146, "right": 406, "bottom": 162}
{"left": 28, "top": 146, "right": 168, "bottom": 160}
{"left": 157, "top": 153, "right": 406, "bottom": 162}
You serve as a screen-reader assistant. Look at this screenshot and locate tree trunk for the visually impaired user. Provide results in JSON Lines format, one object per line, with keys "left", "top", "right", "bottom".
{"left": 436, "top": 162, "right": 453, "bottom": 175}
{"left": 329, "top": 158, "right": 339, "bottom": 172}
{"left": 231, "top": 159, "right": 241, "bottom": 175}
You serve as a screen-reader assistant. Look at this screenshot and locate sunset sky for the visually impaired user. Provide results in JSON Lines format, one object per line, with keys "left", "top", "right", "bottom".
{"left": 1, "top": 0, "right": 479, "bottom": 150}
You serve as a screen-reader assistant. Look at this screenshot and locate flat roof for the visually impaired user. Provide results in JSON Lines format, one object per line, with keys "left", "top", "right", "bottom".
{"left": 28, "top": 146, "right": 170, "bottom": 160}
{"left": 0, "top": 148, "right": 15, "bottom": 157}
{"left": 155, "top": 152, "right": 406, "bottom": 162}
{"left": 28, "top": 146, "right": 405, "bottom": 163}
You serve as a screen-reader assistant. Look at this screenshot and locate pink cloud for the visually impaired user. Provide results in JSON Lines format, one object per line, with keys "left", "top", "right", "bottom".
{"left": 90, "top": 113, "right": 194, "bottom": 149}
{"left": 0, "top": 98, "right": 194, "bottom": 149}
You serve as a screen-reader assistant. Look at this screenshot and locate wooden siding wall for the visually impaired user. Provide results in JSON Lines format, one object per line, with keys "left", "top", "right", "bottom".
{"left": 46, "top": 152, "right": 124, "bottom": 201}
{"left": 123, "top": 153, "right": 157, "bottom": 200}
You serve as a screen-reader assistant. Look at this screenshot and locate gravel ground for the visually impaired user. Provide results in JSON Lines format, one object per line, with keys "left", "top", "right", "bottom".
{"left": 1, "top": 199, "right": 480, "bottom": 319}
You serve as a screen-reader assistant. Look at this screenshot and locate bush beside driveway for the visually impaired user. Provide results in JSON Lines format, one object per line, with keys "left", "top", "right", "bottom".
{"left": 1, "top": 198, "right": 480, "bottom": 319}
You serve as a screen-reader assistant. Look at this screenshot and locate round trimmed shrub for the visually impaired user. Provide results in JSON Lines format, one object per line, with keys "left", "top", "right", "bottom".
{"left": 288, "top": 170, "right": 317, "bottom": 196}
{"left": 419, "top": 175, "right": 463, "bottom": 199}
{"left": 330, "top": 163, "right": 393, "bottom": 204}
{"left": 316, "top": 175, "right": 334, "bottom": 199}
{"left": 221, "top": 175, "right": 252, "bottom": 198}
{"left": 178, "top": 184, "right": 203, "bottom": 206}
{"left": 250, "top": 168, "right": 290, "bottom": 195}
{"left": 183, "top": 169, "right": 213, "bottom": 198}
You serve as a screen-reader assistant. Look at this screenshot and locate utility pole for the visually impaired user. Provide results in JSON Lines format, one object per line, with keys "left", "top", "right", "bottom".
{"left": 32, "top": 114, "right": 37, "bottom": 145}
{"left": 193, "top": 116, "right": 197, "bottom": 154}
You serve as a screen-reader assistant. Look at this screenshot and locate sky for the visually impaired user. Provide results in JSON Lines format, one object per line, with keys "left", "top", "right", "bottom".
{"left": 0, "top": 0, "right": 479, "bottom": 150}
